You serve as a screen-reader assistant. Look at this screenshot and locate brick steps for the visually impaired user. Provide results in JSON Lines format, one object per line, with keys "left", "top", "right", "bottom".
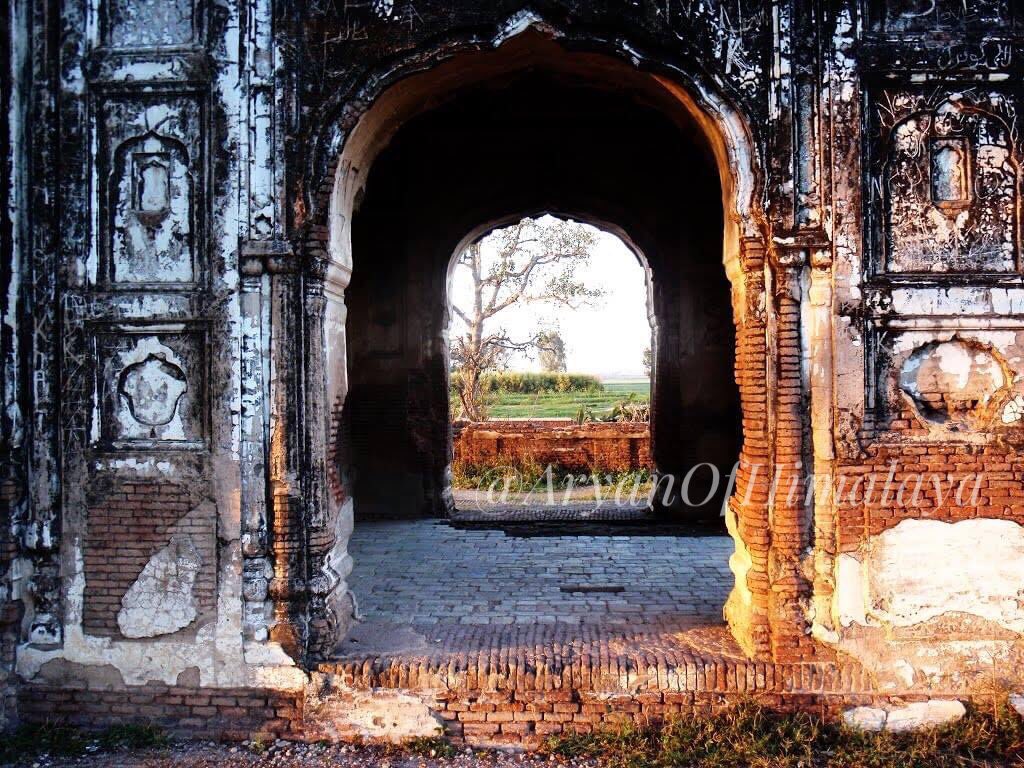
{"left": 319, "top": 621, "right": 871, "bottom": 695}
{"left": 315, "top": 621, "right": 878, "bottom": 747}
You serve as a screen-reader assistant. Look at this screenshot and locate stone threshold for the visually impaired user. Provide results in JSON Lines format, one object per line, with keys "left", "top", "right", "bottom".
{"left": 319, "top": 621, "right": 872, "bottom": 696}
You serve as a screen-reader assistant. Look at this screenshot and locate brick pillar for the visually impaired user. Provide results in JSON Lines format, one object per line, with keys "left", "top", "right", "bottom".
{"left": 769, "top": 249, "right": 814, "bottom": 661}
{"left": 266, "top": 254, "right": 308, "bottom": 659}
{"left": 808, "top": 247, "right": 838, "bottom": 642}
{"left": 0, "top": 471, "right": 25, "bottom": 729}
{"left": 726, "top": 238, "right": 773, "bottom": 659}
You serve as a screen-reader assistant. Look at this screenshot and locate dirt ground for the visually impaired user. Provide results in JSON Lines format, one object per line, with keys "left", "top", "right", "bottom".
{"left": 9, "top": 741, "right": 599, "bottom": 768}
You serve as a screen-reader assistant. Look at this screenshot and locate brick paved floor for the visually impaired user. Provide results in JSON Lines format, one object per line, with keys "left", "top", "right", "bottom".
{"left": 347, "top": 520, "right": 733, "bottom": 629}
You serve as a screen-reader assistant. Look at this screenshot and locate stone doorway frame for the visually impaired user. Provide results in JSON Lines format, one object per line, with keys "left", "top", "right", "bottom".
{"left": 442, "top": 213, "right": 658, "bottom": 514}
{"left": 283, "top": 19, "right": 814, "bottom": 664}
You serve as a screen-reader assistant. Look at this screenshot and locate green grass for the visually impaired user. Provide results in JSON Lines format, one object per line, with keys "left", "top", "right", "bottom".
{"left": 0, "top": 722, "right": 169, "bottom": 763}
{"left": 541, "top": 699, "right": 1024, "bottom": 768}
{"left": 402, "top": 735, "right": 460, "bottom": 758}
{"left": 483, "top": 379, "right": 650, "bottom": 419}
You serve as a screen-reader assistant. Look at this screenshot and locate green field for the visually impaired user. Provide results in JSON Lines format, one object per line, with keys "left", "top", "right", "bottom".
{"left": 482, "top": 379, "right": 650, "bottom": 419}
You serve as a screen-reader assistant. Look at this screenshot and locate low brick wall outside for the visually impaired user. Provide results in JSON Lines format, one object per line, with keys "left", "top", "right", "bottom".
{"left": 17, "top": 683, "right": 305, "bottom": 741}
{"left": 453, "top": 420, "right": 650, "bottom": 472}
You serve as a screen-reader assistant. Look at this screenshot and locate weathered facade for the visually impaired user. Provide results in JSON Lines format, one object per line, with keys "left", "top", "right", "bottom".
{"left": 3, "top": 0, "right": 1024, "bottom": 745}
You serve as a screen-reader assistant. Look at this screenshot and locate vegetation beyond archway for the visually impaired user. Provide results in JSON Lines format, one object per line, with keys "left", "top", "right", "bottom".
{"left": 448, "top": 217, "right": 606, "bottom": 422}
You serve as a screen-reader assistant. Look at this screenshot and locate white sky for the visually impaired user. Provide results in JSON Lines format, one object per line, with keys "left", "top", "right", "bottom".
{"left": 448, "top": 217, "right": 652, "bottom": 379}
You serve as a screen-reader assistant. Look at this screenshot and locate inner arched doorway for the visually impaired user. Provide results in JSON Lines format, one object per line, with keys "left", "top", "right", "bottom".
{"left": 310, "top": 28, "right": 780, "bottom": 661}
{"left": 339, "top": 64, "right": 739, "bottom": 520}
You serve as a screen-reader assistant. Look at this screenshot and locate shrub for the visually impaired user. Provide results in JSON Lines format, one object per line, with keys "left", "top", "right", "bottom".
{"left": 576, "top": 392, "right": 650, "bottom": 423}
{"left": 451, "top": 459, "right": 653, "bottom": 493}
{"left": 449, "top": 371, "right": 604, "bottom": 395}
{"left": 0, "top": 722, "right": 168, "bottom": 763}
{"left": 403, "top": 736, "right": 459, "bottom": 758}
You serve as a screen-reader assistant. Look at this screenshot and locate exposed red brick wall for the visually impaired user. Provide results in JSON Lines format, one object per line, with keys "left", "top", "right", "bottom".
{"left": 431, "top": 689, "right": 921, "bottom": 749}
{"left": 835, "top": 440, "right": 1024, "bottom": 553}
{"left": 453, "top": 421, "right": 651, "bottom": 473}
{"left": 768, "top": 266, "right": 815, "bottom": 662}
{"left": 269, "top": 489, "right": 305, "bottom": 657}
{"left": 730, "top": 245, "right": 773, "bottom": 659}
{"left": 83, "top": 483, "right": 216, "bottom": 637}
{"left": 18, "top": 677, "right": 995, "bottom": 749}
{"left": 18, "top": 683, "right": 304, "bottom": 741}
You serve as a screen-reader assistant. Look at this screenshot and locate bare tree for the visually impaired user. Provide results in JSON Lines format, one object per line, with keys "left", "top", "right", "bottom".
{"left": 450, "top": 217, "right": 601, "bottom": 420}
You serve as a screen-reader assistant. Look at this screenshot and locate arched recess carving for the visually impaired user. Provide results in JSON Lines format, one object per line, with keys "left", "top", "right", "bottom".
{"left": 292, "top": 21, "right": 786, "bottom": 662}
{"left": 880, "top": 95, "right": 1020, "bottom": 274}
{"left": 105, "top": 131, "right": 197, "bottom": 287}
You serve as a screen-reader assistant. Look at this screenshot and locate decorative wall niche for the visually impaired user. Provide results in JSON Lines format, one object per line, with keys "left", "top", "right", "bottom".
{"left": 873, "top": 91, "right": 1020, "bottom": 274}
{"left": 92, "top": 327, "right": 207, "bottom": 448}
{"left": 103, "top": 0, "right": 197, "bottom": 49}
{"left": 111, "top": 134, "right": 194, "bottom": 284}
{"left": 98, "top": 94, "right": 204, "bottom": 288}
{"left": 930, "top": 138, "right": 971, "bottom": 210}
{"left": 898, "top": 339, "right": 1008, "bottom": 430}
{"left": 873, "top": 329, "right": 1019, "bottom": 436}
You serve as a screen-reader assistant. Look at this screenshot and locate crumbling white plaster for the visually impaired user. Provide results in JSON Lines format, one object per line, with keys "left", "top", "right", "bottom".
{"left": 834, "top": 519, "right": 1024, "bottom": 633}
{"left": 304, "top": 677, "right": 443, "bottom": 743}
{"left": 843, "top": 705, "right": 886, "bottom": 731}
{"left": 1010, "top": 694, "right": 1024, "bottom": 717}
{"left": 98, "top": 336, "right": 190, "bottom": 443}
{"left": 723, "top": 506, "right": 756, "bottom": 656}
{"left": 118, "top": 534, "right": 201, "bottom": 638}
{"left": 898, "top": 339, "right": 1007, "bottom": 427}
{"left": 834, "top": 554, "right": 866, "bottom": 628}
{"left": 17, "top": 539, "right": 305, "bottom": 691}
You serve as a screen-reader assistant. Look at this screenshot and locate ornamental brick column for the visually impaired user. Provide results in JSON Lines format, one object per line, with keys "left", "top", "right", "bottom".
{"left": 239, "top": 245, "right": 273, "bottom": 643}
{"left": 807, "top": 247, "right": 839, "bottom": 643}
{"left": 266, "top": 252, "right": 308, "bottom": 660}
{"left": 769, "top": 248, "right": 815, "bottom": 662}
{"left": 725, "top": 238, "right": 773, "bottom": 659}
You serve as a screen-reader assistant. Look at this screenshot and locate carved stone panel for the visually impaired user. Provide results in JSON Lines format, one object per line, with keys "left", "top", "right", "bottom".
{"left": 875, "top": 91, "right": 1020, "bottom": 274}
{"left": 98, "top": 94, "right": 203, "bottom": 287}
{"left": 104, "top": 0, "right": 197, "bottom": 49}
{"left": 869, "top": 0, "right": 1013, "bottom": 34}
{"left": 92, "top": 327, "right": 206, "bottom": 448}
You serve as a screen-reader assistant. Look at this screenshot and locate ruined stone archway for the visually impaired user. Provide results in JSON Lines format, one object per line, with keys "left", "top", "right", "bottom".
{"left": 16, "top": 0, "right": 1024, "bottom": 741}
{"left": 301, "top": 24, "right": 780, "bottom": 661}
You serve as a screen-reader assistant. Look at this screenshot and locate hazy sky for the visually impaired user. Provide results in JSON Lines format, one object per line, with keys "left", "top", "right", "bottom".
{"left": 448, "top": 217, "right": 652, "bottom": 379}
